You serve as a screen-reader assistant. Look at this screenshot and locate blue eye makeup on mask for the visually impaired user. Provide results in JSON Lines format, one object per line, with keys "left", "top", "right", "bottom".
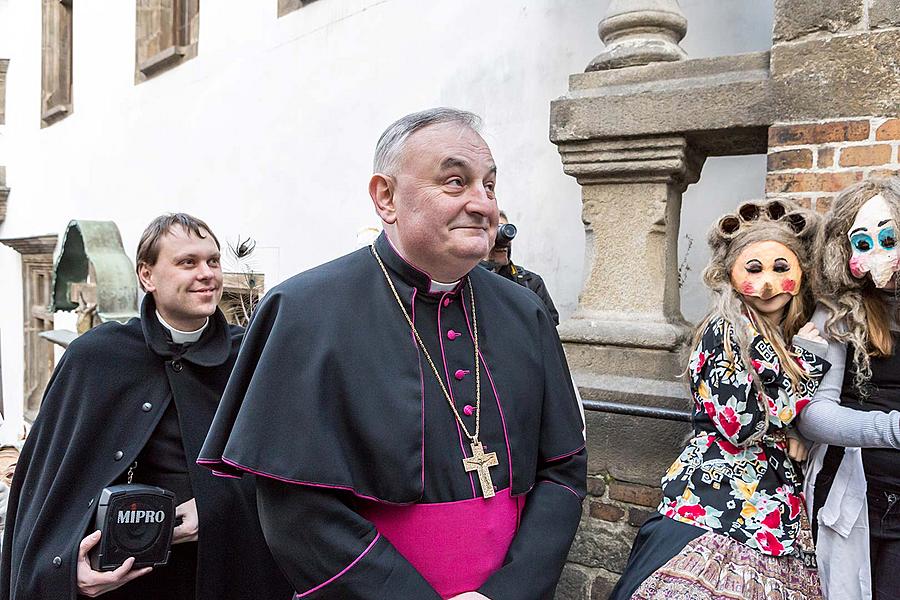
{"left": 878, "top": 227, "right": 897, "bottom": 250}
{"left": 851, "top": 233, "right": 874, "bottom": 253}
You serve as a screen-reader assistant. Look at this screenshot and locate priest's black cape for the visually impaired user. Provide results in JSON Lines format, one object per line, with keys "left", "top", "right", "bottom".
{"left": 199, "top": 233, "right": 587, "bottom": 599}
{"left": 0, "top": 296, "right": 292, "bottom": 600}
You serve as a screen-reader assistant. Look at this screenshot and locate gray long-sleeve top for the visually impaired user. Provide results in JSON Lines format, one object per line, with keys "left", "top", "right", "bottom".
{"left": 795, "top": 304, "right": 900, "bottom": 449}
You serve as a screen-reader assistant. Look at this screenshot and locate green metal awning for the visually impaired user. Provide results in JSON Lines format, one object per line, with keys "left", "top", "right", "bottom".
{"left": 50, "top": 220, "right": 138, "bottom": 323}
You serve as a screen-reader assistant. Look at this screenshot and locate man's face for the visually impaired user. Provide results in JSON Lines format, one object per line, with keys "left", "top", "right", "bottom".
{"left": 384, "top": 122, "right": 499, "bottom": 280}
{"left": 139, "top": 226, "right": 223, "bottom": 330}
{"left": 487, "top": 214, "right": 510, "bottom": 266}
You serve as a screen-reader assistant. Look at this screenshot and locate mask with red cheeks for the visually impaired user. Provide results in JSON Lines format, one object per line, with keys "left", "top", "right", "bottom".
{"left": 730, "top": 240, "right": 802, "bottom": 300}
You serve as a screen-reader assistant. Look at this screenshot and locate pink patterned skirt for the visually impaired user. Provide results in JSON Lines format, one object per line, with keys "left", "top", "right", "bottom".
{"left": 632, "top": 530, "right": 822, "bottom": 600}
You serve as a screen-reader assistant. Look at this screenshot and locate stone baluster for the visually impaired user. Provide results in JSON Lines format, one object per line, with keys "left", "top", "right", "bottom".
{"left": 587, "top": 0, "right": 687, "bottom": 72}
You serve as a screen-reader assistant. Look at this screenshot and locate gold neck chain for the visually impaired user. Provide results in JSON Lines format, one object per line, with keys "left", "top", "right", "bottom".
{"left": 371, "top": 245, "right": 483, "bottom": 444}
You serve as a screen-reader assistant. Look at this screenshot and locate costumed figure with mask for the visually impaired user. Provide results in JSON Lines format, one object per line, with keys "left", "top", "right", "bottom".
{"left": 609, "top": 199, "right": 830, "bottom": 599}
{"left": 797, "top": 177, "right": 900, "bottom": 600}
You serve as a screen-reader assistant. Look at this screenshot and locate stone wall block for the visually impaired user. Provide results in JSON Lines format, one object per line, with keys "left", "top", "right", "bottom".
{"left": 590, "top": 502, "right": 626, "bottom": 522}
{"left": 553, "top": 52, "right": 772, "bottom": 156}
{"left": 590, "top": 575, "right": 618, "bottom": 600}
{"left": 628, "top": 507, "right": 655, "bottom": 527}
{"left": 568, "top": 521, "right": 636, "bottom": 572}
{"left": 773, "top": 0, "right": 864, "bottom": 41}
{"left": 572, "top": 174, "right": 696, "bottom": 321}
{"left": 767, "top": 148, "right": 813, "bottom": 171}
{"left": 556, "top": 564, "right": 593, "bottom": 600}
{"left": 817, "top": 146, "right": 836, "bottom": 168}
{"left": 876, "top": 119, "right": 900, "bottom": 141}
{"left": 584, "top": 410, "right": 689, "bottom": 487}
{"left": 771, "top": 30, "right": 900, "bottom": 120}
{"left": 766, "top": 171, "right": 864, "bottom": 193}
{"left": 839, "top": 144, "right": 893, "bottom": 167}
{"left": 768, "top": 121, "right": 870, "bottom": 146}
{"left": 587, "top": 476, "right": 607, "bottom": 497}
{"left": 870, "top": 0, "right": 900, "bottom": 29}
{"left": 609, "top": 481, "right": 663, "bottom": 507}
{"left": 557, "top": 137, "right": 700, "bottom": 186}
{"left": 565, "top": 342, "right": 688, "bottom": 379}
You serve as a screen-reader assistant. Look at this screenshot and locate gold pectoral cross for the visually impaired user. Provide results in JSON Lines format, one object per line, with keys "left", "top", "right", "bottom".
{"left": 463, "top": 440, "right": 499, "bottom": 499}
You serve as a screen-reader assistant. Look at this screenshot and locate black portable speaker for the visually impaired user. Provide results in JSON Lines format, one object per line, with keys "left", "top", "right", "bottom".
{"left": 89, "top": 484, "right": 176, "bottom": 571}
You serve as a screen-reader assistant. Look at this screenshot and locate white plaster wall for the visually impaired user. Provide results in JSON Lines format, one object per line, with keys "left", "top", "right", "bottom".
{"left": 0, "top": 0, "right": 773, "bottom": 425}
{"left": 678, "top": 0, "right": 774, "bottom": 323}
{"left": 0, "top": 0, "right": 17, "bottom": 421}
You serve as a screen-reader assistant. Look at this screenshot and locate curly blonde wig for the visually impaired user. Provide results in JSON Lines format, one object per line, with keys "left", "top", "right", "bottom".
{"left": 693, "top": 198, "right": 820, "bottom": 392}
{"left": 816, "top": 176, "right": 900, "bottom": 391}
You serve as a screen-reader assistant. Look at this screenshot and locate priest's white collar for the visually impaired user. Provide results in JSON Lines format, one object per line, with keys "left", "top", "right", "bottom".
{"left": 429, "top": 279, "right": 460, "bottom": 293}
{"left": 156, "top": 310, "right": 208, "bottom": 344}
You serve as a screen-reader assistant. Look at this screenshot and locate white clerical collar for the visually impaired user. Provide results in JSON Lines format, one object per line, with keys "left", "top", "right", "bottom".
{"left": 430, "top": 280, "right": 459, "bottom": 293}
{"left": 156, "top": 310, "right": 208, "bottom": 344}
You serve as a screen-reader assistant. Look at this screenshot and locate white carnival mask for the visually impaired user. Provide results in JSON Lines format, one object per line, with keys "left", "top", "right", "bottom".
{"left": 848, "top": 194, "right": 899, "bottom": 288}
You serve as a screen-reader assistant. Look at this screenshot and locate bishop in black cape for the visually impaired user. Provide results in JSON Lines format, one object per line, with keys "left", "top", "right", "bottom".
{"left": 199, "top": 233, "right": 587, "bottom": 599}
{"left": 1, "top": 296, "right": 291, "bottom": 600}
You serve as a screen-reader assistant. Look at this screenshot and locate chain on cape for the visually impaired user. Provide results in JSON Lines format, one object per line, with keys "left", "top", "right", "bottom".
{"left": 370, "top": 245, "right": 483, "bottom": 444}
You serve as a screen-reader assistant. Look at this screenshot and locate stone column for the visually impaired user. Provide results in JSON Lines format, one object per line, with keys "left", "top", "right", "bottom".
{"left": 557, "top": 137, "right": 701, "bottom": 392}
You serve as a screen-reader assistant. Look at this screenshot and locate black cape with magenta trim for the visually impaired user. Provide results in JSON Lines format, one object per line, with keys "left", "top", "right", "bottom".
{"left": 199, "top": 233, "right": 585, "bottom": 504}
{"left": 1, "top": 297, "right": 291, "bottom": 600}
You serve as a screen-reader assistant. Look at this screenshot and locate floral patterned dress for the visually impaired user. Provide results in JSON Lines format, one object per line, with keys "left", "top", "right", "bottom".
{"left": 659, "top": 317, "right": 830, "bottom": 557}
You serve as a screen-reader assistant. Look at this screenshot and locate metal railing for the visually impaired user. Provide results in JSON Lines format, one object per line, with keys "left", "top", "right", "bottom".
{"left": 582, "top": 399, "right": 693, "bottom": 422}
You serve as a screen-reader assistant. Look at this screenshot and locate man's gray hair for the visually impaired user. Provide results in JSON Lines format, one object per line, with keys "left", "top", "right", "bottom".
{"left": 373, "top": 108, "right": 482, "bottom": 174}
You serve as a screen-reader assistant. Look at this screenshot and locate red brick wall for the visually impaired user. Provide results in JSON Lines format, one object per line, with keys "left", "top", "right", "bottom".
{"left": 767, "top": 117, "right": 900, "bottom": 211}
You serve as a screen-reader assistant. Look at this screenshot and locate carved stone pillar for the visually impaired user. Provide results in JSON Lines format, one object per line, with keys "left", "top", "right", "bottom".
{"left": 556, "top": 137, "right": 702, "bottom": 397}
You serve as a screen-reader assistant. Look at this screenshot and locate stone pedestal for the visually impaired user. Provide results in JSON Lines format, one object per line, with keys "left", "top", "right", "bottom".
{"left": 555, "top": 135, "right": 702, "bottom": 483}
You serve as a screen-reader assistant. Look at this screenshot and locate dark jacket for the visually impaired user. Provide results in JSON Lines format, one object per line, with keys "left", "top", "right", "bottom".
{"left": 1, "top": 296, "right": 291, "bottom": 600}
{"left": 495, "top": 262, "right": 559, "bottom": 325}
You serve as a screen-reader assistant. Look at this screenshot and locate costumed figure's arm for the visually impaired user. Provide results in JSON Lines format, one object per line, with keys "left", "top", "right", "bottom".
{"left": 771, "top": 331, "right": 830, "bottom": 425}
{"left": 256, "top": 478, "right": 441, "bottom": 600}
{"left": 691, "top": 319, "right": 828, "bottom": 447}
{"left": 477, "top": 315, "right": 586, "bottom": 600}
{"left": 796, "top": 309, "right": 900, "bottom": 448}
